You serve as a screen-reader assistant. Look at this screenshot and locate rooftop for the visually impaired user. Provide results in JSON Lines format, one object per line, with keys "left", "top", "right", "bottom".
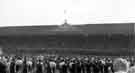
{"left": 0, "top": 23, "right": 133, "bottom": 36}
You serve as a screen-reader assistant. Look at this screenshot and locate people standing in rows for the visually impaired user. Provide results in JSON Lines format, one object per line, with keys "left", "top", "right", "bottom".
{"left": 0, "top": 55, "right": 134, "bottom": 73}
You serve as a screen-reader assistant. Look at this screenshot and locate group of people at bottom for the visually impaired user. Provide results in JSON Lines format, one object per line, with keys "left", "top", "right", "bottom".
{"left": 0, "top": 55, "right": 134, "bottom": 73}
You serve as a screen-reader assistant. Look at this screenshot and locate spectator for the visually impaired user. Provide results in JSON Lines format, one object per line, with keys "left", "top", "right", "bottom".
{"left": 113, "top": 58, "right": 129, "bottom": 73}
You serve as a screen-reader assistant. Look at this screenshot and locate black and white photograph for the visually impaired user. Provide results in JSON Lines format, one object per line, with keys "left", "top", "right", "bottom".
{"left": 0, "top": 0, "right": 135, "bottom": 73}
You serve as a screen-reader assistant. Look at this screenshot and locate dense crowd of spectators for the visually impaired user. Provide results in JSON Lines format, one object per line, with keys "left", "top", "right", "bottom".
{"left": 0, "top": 55, "right": 134, "bottom": 73}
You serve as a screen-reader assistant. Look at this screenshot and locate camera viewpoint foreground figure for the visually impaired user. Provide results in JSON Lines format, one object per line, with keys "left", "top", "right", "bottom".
{"left": 128, "top": 65, "right": 135, "bottom": 73}
{"left": 113, "top": 58, "right": 129, "bottom": 73}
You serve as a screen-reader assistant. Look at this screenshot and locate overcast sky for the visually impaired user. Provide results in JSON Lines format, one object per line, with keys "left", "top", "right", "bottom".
{"left": 0, "top": 0, "right": 135, "bottom": 26}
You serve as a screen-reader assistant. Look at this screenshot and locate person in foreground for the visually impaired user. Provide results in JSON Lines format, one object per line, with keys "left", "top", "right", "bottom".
{"left": 128, "top": 64, "right": 135, "bottom": 73}
{"left": 113, "top": 58, "right": 129, "bottom": 73}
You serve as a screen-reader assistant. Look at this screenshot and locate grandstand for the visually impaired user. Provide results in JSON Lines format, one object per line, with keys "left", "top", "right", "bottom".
{"left": 0, "top": 23, "right": 134, "bottom": 56}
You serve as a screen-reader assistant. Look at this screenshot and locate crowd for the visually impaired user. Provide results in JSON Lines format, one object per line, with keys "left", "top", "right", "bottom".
{"left": 0, "top": 55, "right": 134, "bottom": 73}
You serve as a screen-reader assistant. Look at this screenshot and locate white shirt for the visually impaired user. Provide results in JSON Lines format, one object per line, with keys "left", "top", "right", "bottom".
{"left": 49, "top": 61, "right": 56, "bottom": 68}
{"left": 26, "top": 61, "right": 33, "bottom": 65}
{"left": 16, "top": 60, "right": 23, "bottom": 65}
{"left": 59, "top": 61, "right": 65, "bottom": 68}
{"left": 115, "top": 71, "right": 127, "bottom": 73}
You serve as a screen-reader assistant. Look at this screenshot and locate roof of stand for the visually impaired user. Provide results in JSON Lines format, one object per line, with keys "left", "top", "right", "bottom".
{"left": 0, "top": 23, "right": 133, "bottom": 36}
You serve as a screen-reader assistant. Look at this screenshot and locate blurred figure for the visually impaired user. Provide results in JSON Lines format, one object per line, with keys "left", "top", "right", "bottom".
{"left": 0, "top": 57, "right": 7, "bottom": 73}
{"left": 9, "top": 57, "right": 16, "bottom": 73}
{"left": 113, "top": 58, "right": 129, "bottom": 73}
{"left": 15, "top": 57, "right": 23, "bottom": 73}
{"left": 69, "top": 59, "right": 75, "bottom": 73}
{"left": 59, "top": 59, "right": 67, "bottom": 73}
{"left": 128, "top": 65, "right": 135, "bottom": 73}
{"left": 36, "top": 59, "right": 44, "bottom": 73}
{"left": 49, "top": 60, "right": 56, "bottom": 73}
{"left": 26, "top": 59, "right": 33, "bottom": 73}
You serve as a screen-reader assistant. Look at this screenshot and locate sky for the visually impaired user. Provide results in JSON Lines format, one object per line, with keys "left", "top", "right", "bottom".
{"left": 0, "top": 0, "right": 135, "bottom": 26}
